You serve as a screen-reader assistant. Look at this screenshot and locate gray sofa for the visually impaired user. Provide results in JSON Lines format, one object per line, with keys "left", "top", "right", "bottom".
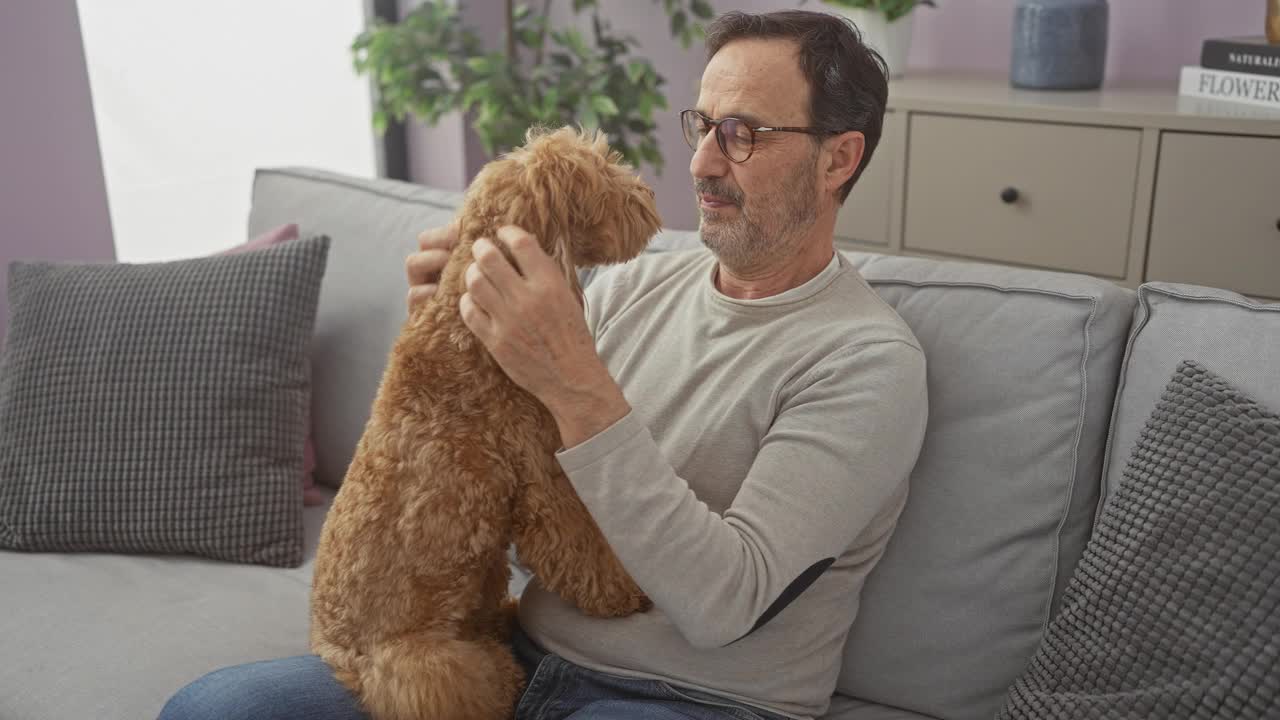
{"left": 3, "top": 167, "right": 1277, "bottom": 720}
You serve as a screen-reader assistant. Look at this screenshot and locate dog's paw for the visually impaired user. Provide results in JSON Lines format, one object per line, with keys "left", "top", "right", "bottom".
{"left": 579, "top": 586, "right": 652, "bottom": 618}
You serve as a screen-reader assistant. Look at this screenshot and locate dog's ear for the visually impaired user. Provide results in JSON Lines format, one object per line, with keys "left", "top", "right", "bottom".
{"left": 546, "top": 232, "right": 585, "bottom": 307}
{"left": 505, "top": 127, "right": 661, "bottom": 272}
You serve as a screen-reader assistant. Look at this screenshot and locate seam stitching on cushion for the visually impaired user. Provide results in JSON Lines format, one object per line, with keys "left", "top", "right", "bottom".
{"left": 1097, "top": 289, "right": 1154, "bottom": 525}
{"left": 1142, "top": 284, "right": 1280, "bottom": 312}
{"left": 1043, "top": 296, "right": 1099, "bottom": 635}
{"left": 863, "top": 278, "right": 1099, "bottom": 303}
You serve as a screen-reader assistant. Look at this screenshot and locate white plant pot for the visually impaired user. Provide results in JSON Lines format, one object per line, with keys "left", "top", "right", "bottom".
{"left": 835, "top": 8, "right": 916, "bottom": 79}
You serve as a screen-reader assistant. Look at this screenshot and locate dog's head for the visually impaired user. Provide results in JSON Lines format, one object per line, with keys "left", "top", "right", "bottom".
{"left": 459, "top": 126, "right": 662, "bottom": 293}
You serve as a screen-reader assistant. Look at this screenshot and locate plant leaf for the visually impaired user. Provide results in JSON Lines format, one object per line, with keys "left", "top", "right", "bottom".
{"left": 517, "top": 28, "right": 541, "bottom": 47}
{"left": 465, "top": 55, "right": 496, "bottom": 74}
{"left": 564, "top": 29, "right": 589, "bottom": 58}
{"left": 627, "top": 60, "right": 647, "bottom": 84}
{"left": 670, "top": 10, "right": 687, "bottom": 38}
{"left": 591, "top": 95, "right": 620, "bottom": 116}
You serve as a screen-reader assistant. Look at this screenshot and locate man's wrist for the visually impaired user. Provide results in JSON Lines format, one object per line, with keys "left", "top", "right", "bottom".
{"left": 547, "top": 371, "right": 631, "bottom": 450}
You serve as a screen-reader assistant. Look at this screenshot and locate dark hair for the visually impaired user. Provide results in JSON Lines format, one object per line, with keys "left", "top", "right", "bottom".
{"left": 704, "top": 10, "right": 889, "bottom": 203}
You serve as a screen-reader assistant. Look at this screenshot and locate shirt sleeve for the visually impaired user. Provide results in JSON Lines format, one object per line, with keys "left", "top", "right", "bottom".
{"left": 555, "top": 339, "right": 929, "bottom": 649}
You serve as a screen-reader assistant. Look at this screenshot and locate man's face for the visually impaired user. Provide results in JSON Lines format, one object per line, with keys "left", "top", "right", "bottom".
{"left": 691, "top": 38, "right": 822, "bottom": 272}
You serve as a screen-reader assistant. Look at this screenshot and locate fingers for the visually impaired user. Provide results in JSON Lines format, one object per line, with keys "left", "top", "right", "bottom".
{"left": 495, "top": 225, "right": 556, "bottom": 282}
{"left": 463, "top": 262, "right": 504, "bottom": 312}
{"left": 418, "top": 220, "right": 459, "bottom": 252}
{"left": 406, "top": 224, "right": 454, "bottom": 312}
{"left": 407, "top": 283, "right": 437, "bottom": 312}
{"left": 471, "top": 236, "right": 524, "bottom": 292}
{"left": 406, "top": 248, "right": 451, "bottom": 286}
{"left": 459, "top": 292, "right": 493, "bottom": 339}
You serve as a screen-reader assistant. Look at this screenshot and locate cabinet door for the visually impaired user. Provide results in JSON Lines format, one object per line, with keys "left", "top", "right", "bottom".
{"left": 1146, "top": 132, "right": 1280, "bottom": 300}
{"left": 834, "top": 111, "right": 897, "bottom": 247}
{"left": 903, "top": 114, "right": 1141, "bottom": 278}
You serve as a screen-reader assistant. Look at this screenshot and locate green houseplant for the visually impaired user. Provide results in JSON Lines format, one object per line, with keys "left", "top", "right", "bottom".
{"left": 353, "top": 0, "right": 716, "bottom": 175}
{"left": 813, "top": 0, "right": 936, "bottom": 77}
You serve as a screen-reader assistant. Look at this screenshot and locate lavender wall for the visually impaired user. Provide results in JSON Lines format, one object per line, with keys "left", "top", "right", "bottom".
{"left": 911, "top": 0, "right": 1267, "bottom": 84}
{"left": 404, "top": 0, "right": 1266, "bottom": 232}
{"left": 0, "top": 1, "right": 115, "bottom": 344}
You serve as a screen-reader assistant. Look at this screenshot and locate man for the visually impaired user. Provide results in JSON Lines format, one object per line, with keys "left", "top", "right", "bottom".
{"left": 158, "top": 9, "right": 926, "bottom": 720}
{"left": 412, "top": 9, "right": 927, "bottom": 719}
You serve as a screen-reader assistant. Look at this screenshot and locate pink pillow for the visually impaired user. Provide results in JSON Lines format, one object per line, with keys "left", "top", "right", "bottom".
{"left": 219, "top": 224, "right": 325, "bottom": 506}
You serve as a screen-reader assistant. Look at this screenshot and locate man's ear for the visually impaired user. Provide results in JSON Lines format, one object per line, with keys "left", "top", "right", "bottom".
{"left": 823, "top": 130, "right": 866, "bottom": 196}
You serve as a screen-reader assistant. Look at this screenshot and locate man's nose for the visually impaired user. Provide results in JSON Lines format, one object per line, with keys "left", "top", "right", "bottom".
{"left": 689, "top": 130, "right": 728, "bottom": 180}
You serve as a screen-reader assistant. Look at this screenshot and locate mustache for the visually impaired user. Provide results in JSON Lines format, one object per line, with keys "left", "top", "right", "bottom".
{"left": 694, "top": 179, "right": 744, "bottom": 206}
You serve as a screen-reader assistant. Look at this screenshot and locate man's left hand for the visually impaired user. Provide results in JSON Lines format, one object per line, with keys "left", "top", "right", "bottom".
{"left": 460, "top": 225, "right": 630, "bottom": 448}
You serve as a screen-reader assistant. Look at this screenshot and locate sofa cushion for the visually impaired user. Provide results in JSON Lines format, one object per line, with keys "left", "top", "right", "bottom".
{"left": 997, "top": 359, "right": 1280, "bottom": 719}
{"left": 832, "top": 253, "right": 1136, "bottom": 720}
{"left": 0, "top": 236, "right": 329, "bottom": 567}
{"left": 247, "top": 168, "right": 465, "bottom": 488}
{"left": 0, "top": 489, "right": 334, "bottom": 720}
{"left": 1099, "top": 283, "right": 1280, "bottom": 513}
{"left": 0, "top": 484, "right": 533, "bottom": 720}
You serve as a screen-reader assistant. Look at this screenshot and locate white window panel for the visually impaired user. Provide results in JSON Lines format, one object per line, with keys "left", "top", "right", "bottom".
{"left": 78, "top": 0, "right": 377, "bottom": 261}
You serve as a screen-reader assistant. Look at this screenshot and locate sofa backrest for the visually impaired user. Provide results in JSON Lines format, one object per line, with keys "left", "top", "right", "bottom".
{"left": 830, "top": 253, "right": 1136, "bottom": 720}
{"left": 1099, "top": 283, "right": 1280, "bottom": 514}
{"left": 248, "top": 167, "right": 463, "bottom": 489}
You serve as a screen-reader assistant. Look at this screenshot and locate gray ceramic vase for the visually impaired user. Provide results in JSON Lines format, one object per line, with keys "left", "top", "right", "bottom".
{"left": 1011, "top": 0, "right": 1109, "bottom": 90}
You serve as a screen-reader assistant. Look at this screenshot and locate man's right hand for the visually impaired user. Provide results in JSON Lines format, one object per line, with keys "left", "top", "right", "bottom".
{"left": 406, "top": 221, "right": 459, "bottom": 312}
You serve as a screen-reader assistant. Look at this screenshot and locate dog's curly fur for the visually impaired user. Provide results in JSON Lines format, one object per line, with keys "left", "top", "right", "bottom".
{"left": 309, "top": 127, "right": 663, "bottom": 720}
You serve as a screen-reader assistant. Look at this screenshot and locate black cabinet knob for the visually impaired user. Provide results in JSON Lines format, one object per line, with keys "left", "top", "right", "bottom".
{"left": 1000, "top": 187, "right": 1020, "bottom": 204}
{"left": 1275, "top": 218, "right": 1279, "bottom": 232}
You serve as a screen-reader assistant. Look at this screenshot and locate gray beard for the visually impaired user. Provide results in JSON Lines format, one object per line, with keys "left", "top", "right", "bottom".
{"left": 698, "top": 158, "right": 820, "bottom": 274}
{"left": 701, "top": 188, "right": 818, "bottom": 274}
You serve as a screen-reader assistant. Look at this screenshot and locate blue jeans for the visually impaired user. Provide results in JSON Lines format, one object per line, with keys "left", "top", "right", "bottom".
{"left": 158, "top": 627, "right": 787, "bottom": 720}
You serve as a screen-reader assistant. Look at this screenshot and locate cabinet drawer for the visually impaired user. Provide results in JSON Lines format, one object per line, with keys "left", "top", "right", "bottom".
{"left": 1146, "top": 132, "right": 1280, "bottom": 300}
{"left": 834, "top": 111, "right": 896, "bottom": 247}
{"left": 903, "top": 114, "right": 1140, "bottom": 278}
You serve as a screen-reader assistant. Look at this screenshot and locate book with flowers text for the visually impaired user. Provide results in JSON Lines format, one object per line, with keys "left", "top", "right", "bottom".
{"left": 1179, "top": 65, "right": 1280, "bottom": 110}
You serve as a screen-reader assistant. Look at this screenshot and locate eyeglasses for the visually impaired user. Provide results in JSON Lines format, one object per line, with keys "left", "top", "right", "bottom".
{"left": 680, "top": 109, "right": 832, "bottom": 163}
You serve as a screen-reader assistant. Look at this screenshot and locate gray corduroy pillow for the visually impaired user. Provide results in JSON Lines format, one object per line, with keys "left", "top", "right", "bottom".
{"left": 0, "top": 235, "right": 330, "bottom": 567}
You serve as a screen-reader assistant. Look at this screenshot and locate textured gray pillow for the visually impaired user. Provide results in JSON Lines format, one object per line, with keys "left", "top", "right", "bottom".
{"left": 997, "top": 359, "right": 1280, "bottom": 719}
{"left": 0, "top": 236, "right": 330, "bottom": 567}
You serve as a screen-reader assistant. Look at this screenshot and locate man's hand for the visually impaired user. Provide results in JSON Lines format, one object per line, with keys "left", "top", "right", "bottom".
{"left": 460, "top": 225, "right": 630, "bottom": 448}
{"left": 406, "top": 221, "right": 459, "bottom": 311}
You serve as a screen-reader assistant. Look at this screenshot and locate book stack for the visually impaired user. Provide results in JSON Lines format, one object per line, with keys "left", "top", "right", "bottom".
{"left": 1179, "top": 36, "right": 1280, "bottom": 110}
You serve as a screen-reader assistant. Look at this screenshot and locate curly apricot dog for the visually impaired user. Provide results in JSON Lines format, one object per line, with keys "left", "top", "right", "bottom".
{"left": 309, "top": 127, "right": 663, "bottom": 720}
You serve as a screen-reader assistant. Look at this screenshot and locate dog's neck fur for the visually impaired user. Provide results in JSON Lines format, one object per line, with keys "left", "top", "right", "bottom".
{"left": 402, "top": 232, "right": 489, "bottom": 361}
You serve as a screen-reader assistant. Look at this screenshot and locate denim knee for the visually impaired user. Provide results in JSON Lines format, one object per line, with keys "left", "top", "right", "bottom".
{"left": 157, "top": 665, "right": 257, "bottom": 720}
{"left": 156, "top": 655, "right": 367, "bottom": 720}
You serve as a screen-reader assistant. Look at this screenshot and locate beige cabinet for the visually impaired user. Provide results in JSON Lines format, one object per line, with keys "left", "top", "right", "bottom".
{"left": 834, "top": 110, "right": 898, "bottom": 247}
{"left": 903, "top": 114, "right": 1139, "bottom": 279}
{"left": 1146, "top": 132, "right": 1280, "bottom": 300}
{"left": 842, "top": 73, "right": 1280, "bottom": 299}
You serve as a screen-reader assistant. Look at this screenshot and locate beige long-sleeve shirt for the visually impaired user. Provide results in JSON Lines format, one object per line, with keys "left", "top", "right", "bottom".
{"left": 518, "top": 248, "right": 929, "bottom": 719}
